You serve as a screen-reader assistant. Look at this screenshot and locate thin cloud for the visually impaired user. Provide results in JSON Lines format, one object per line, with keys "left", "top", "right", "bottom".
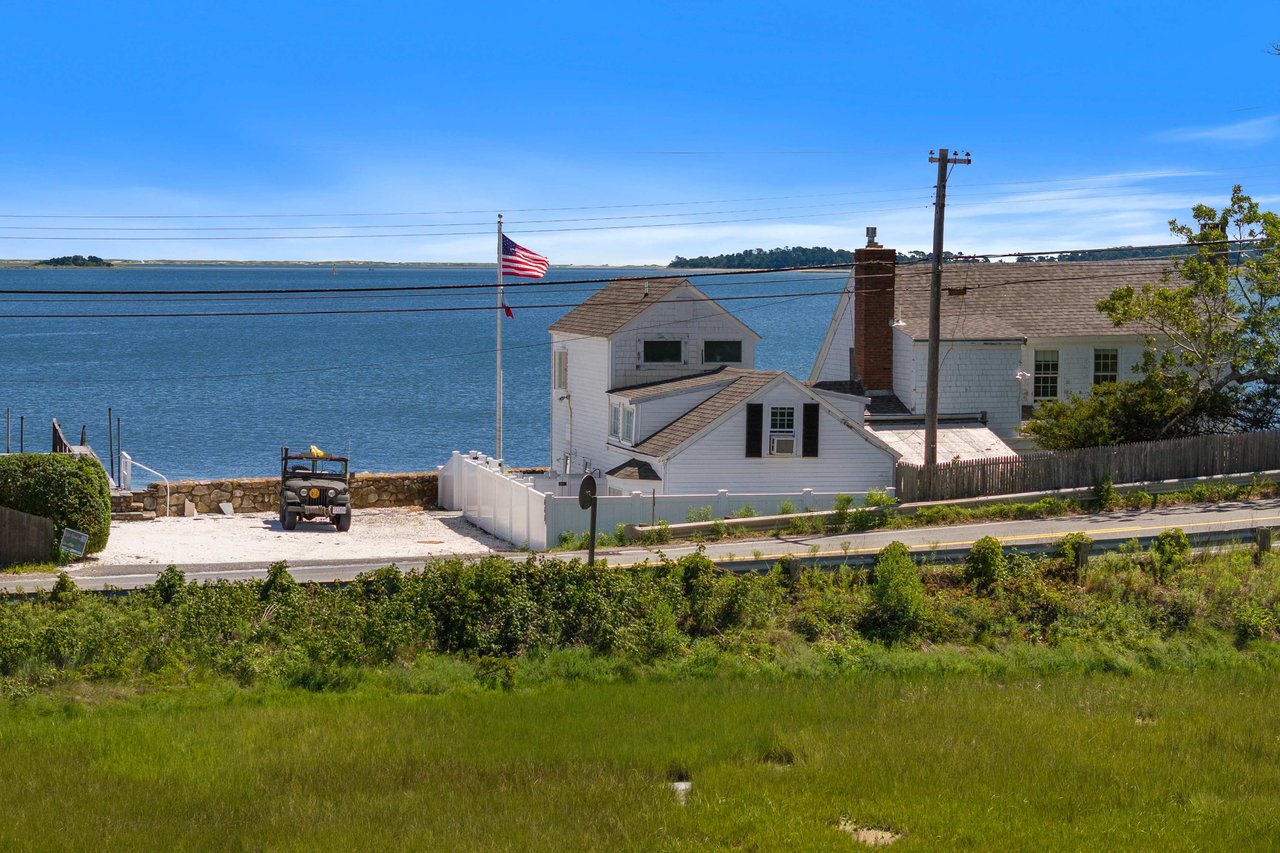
{"left": 1158, "top": 115, "right": 1280, "bottom": 146}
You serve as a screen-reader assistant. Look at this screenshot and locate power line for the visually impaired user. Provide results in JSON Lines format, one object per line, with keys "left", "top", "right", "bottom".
{"left": 0, "top": 204, "right": 929, "bottom": 240}
{"left": 1, "top": 238, "right": 1254, "bottom": 298}
{"left": 0, "top": 287, "right": 850, "bottom": 320}
{"left": 0, "top": 197, "right": 932, "bottom": 232}
{"left": 0, "top": 289, "right": 831, "bottom": 384}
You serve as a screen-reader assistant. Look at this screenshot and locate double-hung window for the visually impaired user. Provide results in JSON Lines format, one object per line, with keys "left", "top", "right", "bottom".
{"left": 622, "top": 407, "right": 635, "bottom": 443}
{"left": 1093, "top": 348, "right": 1118, "bottom": 385}
{"left": 769, "top": 406, "right": 795, "bottom": 456}
{"left": 609, "top": 402, "right": 621, "bottom": 439}
{"left": 1033, "top": 350, "right": 1059, "bottom": 401}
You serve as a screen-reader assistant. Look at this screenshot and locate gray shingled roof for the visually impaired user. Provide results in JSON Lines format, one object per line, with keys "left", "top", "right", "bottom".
{"left": 548, "top": 278, "right": 687, "bottom": 337}
{"left": 892, "top": 260, "right": 1175, "bottom": 340}
{"left": 606, "top": 459, "right": 662, "bottom": 481}
{"left": 631, "top": 370, "right": 782, "bottom": 457}
{"left": 611, "top": 367, "right": 738, "bottom": 400}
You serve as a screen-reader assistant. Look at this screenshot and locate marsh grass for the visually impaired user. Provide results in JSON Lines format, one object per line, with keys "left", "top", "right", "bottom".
{"left": 2, "top": 672, "right": 1279, "bottom": 850}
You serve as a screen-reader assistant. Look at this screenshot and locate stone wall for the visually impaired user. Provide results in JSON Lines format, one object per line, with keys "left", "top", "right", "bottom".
{"left": 138, "top": 471, "right": 440, "bottom": 515}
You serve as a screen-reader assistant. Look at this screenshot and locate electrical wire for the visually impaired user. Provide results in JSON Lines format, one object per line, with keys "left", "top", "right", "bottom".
{"left": 0, "top": 289, "right": 831, "bottom": 384}
{"left": 0, "top": 197, "right": 932, "bottom": 232}
{"left": 0, "top": 204, "right": 930, "bottom": 240}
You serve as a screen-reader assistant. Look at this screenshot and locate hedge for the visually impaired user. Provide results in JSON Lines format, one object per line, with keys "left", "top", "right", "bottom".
{"left": 0, "top": 454, "right": 111, "bottom": 555}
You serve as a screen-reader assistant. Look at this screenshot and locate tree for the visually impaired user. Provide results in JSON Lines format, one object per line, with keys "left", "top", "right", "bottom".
{"left": 1023, "top": 186, "right": 1279, "bottom": 446}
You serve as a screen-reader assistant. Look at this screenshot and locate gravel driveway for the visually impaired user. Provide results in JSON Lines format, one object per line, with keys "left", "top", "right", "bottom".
{"left": 95, "top": 507, "right": 504, "bottom": 567}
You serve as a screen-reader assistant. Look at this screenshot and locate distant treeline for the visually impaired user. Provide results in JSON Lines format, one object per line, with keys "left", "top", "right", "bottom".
{"left": 37, "top": 255, "right": 112, "bottom": 267}
{"left": 669, "top": 246, "right": 987, "bottom": 269}
{"left": 1015, "top": 246, "right": 1199, "bottom": 263}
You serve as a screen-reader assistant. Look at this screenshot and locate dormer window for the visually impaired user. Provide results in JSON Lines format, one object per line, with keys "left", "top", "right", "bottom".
{"left": 610, "top": 401, "right": 636, "bottom": 444}
{"left": 703, "top": 340, "right": 742, "bottom": 364}
{"left": 643, "top": 340, "right": 682, "bottom": 364}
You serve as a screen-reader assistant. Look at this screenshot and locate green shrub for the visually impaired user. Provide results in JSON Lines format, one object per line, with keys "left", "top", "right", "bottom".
{"left": 868, "top": 542, "right": 925, "bottom": 644}
{"left": 862, "top": 488, "right": 897, "bottom": 509}
{"left": 965, "top": 536, "right": 1007, "bottom": 591}
{"left": 708, "top": 519, "right": 728, "bottom": 540}
{"left": 686, "top": 505, "right": 713, "bottom": 523}
{"left": 828, "top": 494, "right": 854, "bottom": 532}
{"left": 0, "top": 453, "right": 111, "bottom": 556}
{"left": 730, "top": 504, "right": 756, "bottom": 519}
{"left": 1234, "top": 602, "right": 1273, "bottom": 645}
{"left": 1152, "top": 528, "right": 1191, "bottom": 583}
{"left": 777, "top": 499, "right": 798, "bottom": 516}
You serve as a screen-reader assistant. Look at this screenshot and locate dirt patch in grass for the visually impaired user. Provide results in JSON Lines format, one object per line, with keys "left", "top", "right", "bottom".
{"left": 837, "top": 819, "right": 899, "bottom": 846}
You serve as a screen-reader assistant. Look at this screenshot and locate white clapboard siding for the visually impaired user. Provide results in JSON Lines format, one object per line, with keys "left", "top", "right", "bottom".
{"left": 550, "top": 334, "right": 628, "bottom": 475}
{"left": 908, "top": 339, "right": 1023, "bottom": 436}
{"left": 892, "top": 327, "right": 915, "bottom": 406}
{"left": 1020, "top": 336, "right": 1147, "bottom": 405}
{"left": 631, "top": 382, "right": 734, "bottom": 441}
{"left": 810, "top": 287, "right": 855, "bottom": 383}
{"left": 661, "top": 382, "right": 895, "bottom": 494}
{"left": 610, "top": 285, "right": 757, "bottom": 389}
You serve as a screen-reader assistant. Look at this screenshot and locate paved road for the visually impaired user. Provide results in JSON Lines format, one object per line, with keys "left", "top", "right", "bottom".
{"left": 5, "top": 498, "right": 1279, "bottom": 593}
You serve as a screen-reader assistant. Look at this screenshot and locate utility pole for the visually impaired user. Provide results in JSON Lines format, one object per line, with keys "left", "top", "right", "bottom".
{"left": 924, "top": 148, "right": 972, "bottom": 470}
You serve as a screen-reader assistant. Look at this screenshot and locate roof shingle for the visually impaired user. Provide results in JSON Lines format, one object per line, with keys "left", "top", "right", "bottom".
{"left": 549, "top": 278, "right": 687, "bottom": 337}
{"left": 891, "top": 260, "right": 1175, "bottom": 340}
{"left": 630, "top": 370, "right": 781, "bottom": 457}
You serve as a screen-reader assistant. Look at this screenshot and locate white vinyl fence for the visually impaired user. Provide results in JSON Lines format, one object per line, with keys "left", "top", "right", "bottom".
{"left": 439, "top": 451, "right": 885, "bottom": 550}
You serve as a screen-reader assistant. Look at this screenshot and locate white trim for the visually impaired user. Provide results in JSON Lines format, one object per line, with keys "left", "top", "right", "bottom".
{"left": 809, "top": 282, "right": 853, "bottom": 383}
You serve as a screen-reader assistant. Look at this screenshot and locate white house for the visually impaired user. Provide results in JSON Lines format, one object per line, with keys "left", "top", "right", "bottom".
{"left": 810, "top": 237, "right": 1175, "bottom": 450}
{"left": 547, "top": 277, "right": 916, "bottom": 495}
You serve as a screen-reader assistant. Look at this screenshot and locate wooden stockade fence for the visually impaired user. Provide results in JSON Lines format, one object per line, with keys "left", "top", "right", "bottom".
{"left": 895, "top": 429, "right": 1280, "bottom": 503}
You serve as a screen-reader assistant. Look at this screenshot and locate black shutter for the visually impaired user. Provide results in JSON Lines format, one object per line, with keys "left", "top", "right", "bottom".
{"left": 745, "top": 404, "right": 763, "bottom": 458}
{"left": 802, "top": 403, "right": 819, "bottom": 457}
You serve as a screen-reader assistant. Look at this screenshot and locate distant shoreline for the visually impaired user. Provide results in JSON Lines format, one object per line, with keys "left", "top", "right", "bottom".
{"left": 0, "top": 259, "right": 671, "bottom": 270}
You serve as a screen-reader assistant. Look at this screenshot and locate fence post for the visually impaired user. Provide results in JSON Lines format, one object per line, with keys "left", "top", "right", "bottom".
{"left": 801, "top": 488, "right": 814, "bottom": 512}
{"left": 716, "top": 489, "right": 729, "bottom": 518}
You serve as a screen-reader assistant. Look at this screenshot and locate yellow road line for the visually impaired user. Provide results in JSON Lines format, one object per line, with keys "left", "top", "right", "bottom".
{"left": 609, "top": 513, "right": 1280, "bottom": 568}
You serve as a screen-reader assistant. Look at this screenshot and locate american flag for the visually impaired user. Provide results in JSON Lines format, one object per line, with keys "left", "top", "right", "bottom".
{"left": 501, "top": 235, "right": 549, "bottom": 278}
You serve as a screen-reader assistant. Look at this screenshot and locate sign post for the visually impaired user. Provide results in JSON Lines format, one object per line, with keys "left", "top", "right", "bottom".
{"left": 578, "top": 473, "right": 598, "bottom": 566}
{"left": 59, "top": 528, "right": 89, "bottom": 559}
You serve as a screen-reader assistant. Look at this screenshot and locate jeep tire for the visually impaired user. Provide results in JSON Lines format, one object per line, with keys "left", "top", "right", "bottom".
{"left": 280, "top": 501, "right": 298, "bottom": 531}
{"left": 334, "top": 510, "right": 352, "bottom": 532}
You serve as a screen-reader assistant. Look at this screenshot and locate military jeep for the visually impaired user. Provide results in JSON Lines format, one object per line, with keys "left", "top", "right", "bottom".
{"left": 279, "top": 446, "right": 352, "bottom": 532}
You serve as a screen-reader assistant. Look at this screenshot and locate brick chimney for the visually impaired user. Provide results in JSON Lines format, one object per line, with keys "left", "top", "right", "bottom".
{"left": 852, "top": 227, "right": 896, "bottom": 392}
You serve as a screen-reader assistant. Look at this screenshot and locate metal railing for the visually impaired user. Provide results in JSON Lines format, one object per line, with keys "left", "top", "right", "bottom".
{"left": 119, "top": 451, "right": 170, "bottom": 517}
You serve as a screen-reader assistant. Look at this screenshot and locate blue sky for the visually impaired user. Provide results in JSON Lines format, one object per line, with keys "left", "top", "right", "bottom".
{"left": 1, "top": 0, "right": 1277, "bottom": 263}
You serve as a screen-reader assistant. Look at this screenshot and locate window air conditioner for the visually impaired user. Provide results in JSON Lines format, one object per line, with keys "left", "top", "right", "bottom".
{"left": 770, "top": 435, "right": 796, "bottom": 456}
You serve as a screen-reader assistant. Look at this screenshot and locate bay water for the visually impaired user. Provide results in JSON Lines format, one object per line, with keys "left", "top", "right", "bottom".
{"left": 1, "top": 265, "right": 845, "bottom": 479}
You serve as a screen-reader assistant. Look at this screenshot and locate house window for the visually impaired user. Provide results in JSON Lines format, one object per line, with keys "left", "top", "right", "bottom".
{"left": 703, "top": 340, "right": 742, "bottom": 363}
{"left": 552, "top": 350, "right": 568, "bottom": 390}
{"left": 622, "top": 407, "right": 635, "bottom": 443}
{"left": 1033, "top": 350, "right": 1059, "bottom": 400}
{"left": 642, "top": 340, "right": 682, "bottom": 363}
{"left": 609, "top": 402, "right": 621, "bottom": 438}
{"left": 769, "top": 406, "right": 796, "bottom": 456}
{"left": 1093, "top": 348, "right": 1118, "bottom": 385}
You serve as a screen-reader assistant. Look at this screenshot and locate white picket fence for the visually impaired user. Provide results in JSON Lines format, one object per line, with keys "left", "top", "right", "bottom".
{"left": 438, "top": 451, "right": 884, "bottom": 550}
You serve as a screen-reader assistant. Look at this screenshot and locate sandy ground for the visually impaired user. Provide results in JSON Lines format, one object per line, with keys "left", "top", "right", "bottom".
{"left": 94, "top": 507, "right": 506, "bottom": 566}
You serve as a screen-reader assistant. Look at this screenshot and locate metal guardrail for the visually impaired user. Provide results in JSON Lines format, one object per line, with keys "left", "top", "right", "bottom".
{"left": 119, "top": 452, "right": 170, "bottom": 517}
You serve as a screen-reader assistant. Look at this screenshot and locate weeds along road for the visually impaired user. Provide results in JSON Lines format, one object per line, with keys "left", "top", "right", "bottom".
{"left": 4, "top": 498, "right": 1280, "bottom": 593}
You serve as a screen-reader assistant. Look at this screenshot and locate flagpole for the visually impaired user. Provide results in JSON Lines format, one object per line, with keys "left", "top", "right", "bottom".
{"left": 496, "top": 214, "right": 504, "bottom": 466}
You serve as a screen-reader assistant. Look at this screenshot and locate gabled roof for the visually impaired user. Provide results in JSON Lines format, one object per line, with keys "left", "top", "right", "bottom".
{"left": 810, "top": 260, "right": 1175, "bottom": 377}
{"left": 893, "top": 260, "right": 1173, "bottom": 339}
{"left": 610, "top": 366, "right": 738, "bottom": 400}
{"left": 631, "top": 371, "right": 782, "bottom": 457}
{"left": 548, "top": 277, "right": 762, "bottom": 340}
{"left": 549, "top": 278, "right": 685, "bottom": 336}
{"left": 625, "top": 369, "right": 900, "bottom": 461}
{"left": 605, "top": 459, "right": 661, "bottom": 481}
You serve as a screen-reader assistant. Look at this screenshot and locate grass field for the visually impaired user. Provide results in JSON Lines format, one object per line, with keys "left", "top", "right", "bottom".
{"left": 3, "top": 671, "right": 1280, "bottom": 850}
